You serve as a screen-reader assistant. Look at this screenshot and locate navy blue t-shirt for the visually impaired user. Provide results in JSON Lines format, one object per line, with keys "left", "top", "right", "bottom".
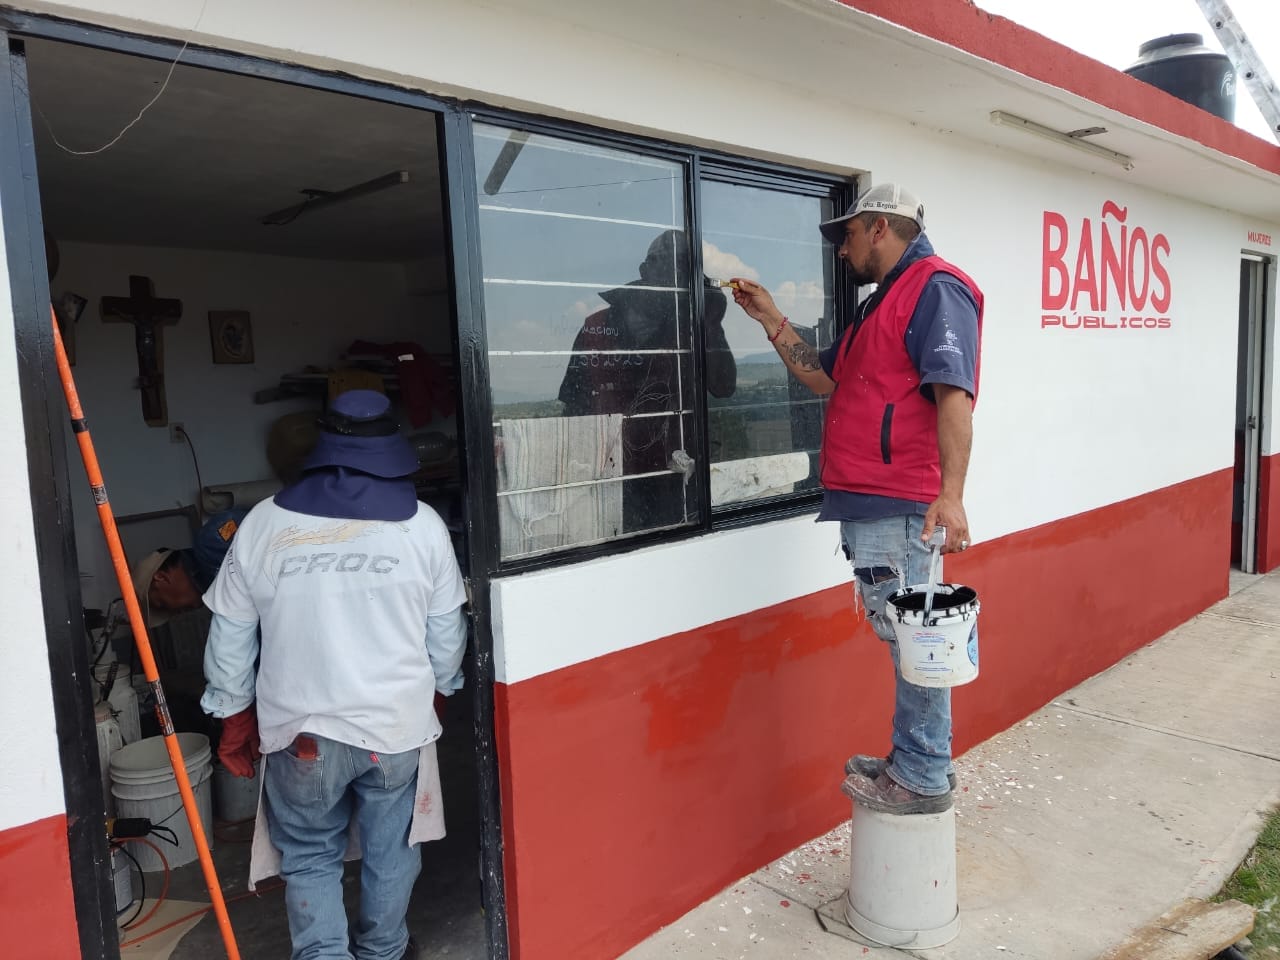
{"left": 816, "top": 235, "right": 979, "bottom": 523}
{"left": 189, "top": 508, "right": 249, "bottom": 589}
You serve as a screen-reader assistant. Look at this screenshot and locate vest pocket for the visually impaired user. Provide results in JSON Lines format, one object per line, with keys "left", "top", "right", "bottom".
{"left": 880, "top": 404, "right": 895, "bottom": 464}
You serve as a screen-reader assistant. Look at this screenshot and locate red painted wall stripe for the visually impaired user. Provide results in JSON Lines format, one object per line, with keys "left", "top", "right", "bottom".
{"left": 0, "top": 815, "right": 81, "bottom": 959}
{"left": 838, "top": 0, "right": 1280, "bottom": 176}
{"left": 495, "top": 469, "right": 1231, "bottom": 960}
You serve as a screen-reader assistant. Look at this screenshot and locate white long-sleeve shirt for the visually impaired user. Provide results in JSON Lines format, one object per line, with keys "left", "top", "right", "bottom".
{"left": 200, "top": 499, "right": 467, "bottom": 755}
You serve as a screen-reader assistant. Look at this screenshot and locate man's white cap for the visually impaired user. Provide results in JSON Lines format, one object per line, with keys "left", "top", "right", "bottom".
{"left": 819, "top": 183, "right": 926, "bottom": 244}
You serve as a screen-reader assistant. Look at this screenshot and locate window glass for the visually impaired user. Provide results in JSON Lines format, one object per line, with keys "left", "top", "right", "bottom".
{"left": 475, "top": 124, "right": 700, "bottom": 560}
{"left": 700, "top": 179, "right": 837, "bottom": 508}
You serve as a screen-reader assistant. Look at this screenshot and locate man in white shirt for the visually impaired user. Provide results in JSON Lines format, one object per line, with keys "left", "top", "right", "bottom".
{"left": 201, "top": 390, "right": 467, "bottom": 960}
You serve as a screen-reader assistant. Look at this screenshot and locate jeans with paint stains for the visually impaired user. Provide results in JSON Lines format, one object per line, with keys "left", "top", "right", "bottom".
{"left": 840, "top": 515, "right": 956, "bottom": 796}
{"left": 264, "top": 734, "right": 421, "bottom": 960}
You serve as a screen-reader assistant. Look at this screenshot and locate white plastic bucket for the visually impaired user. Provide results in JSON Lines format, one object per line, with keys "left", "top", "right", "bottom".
{"left": 93, "top": 662, "right": 141, "bottom": 746}
{"left": 94, "top": 702, "right": 123, "bottom": 818}
{"left": 110, "top": 733, "right": 213, "bottom": 872}
{"left": 885, "top": 583, "right": 980, "bottom": 688}
{"left": 110, "top": 845, "right": 134, "bottom": 913}
{"left": 212, "top": 759, "right": 261, "bottom": 823}
{"left": 845, "top": 798, "right": 960, "bottom": 948}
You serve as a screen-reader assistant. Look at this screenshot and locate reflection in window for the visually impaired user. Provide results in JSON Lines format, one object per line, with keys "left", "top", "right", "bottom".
{"left": 476, "top": 124, "right": 702, "bottom": 559}
{"left": 701, "top": 179, "right": 837, "bottom": 509}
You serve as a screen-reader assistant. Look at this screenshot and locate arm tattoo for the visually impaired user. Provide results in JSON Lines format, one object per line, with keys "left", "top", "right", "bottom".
{"left": 786, "top": 340, "right": 822, "bottom": 372}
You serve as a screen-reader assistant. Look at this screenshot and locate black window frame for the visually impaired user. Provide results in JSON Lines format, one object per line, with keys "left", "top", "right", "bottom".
{"left": 463, "top": 105, "right": 855, "bottom": 574}
{"left": 694, "top": 159, "right": 855, "bottom": 529}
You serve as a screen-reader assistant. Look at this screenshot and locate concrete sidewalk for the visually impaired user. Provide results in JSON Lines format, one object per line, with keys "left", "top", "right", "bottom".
{"left": 622, "top": 569, "right": 1280, "bottom": 960}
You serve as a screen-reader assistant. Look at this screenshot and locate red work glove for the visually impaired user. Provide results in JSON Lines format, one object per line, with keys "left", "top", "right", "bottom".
{"left": 434, "top": 691, "right": 448, "bottom": 726}
{"left": 218, "top": 706, "right": 261, "bottom": 778}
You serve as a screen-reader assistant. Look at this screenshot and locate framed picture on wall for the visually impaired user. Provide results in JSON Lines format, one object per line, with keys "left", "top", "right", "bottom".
{"left": 209, "top": 310, "right": 254, "bottom": 364}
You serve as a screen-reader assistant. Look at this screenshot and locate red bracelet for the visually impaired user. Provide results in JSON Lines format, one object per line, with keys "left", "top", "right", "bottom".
{"left": 768, "top": 317, "right": 790, "bottom": 343}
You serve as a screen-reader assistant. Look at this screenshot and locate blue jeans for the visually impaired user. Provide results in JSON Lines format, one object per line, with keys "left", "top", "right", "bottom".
{"left": 840, "top": 515, "right": 956, "bottom": 796}
{"left": 264, "top": 734, "right": 421, "bottom": 960}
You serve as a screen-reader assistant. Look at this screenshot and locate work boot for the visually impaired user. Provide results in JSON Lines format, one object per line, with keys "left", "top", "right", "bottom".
{"left": 840, "top": 771, "right": 953, "bottom": 815}
{"left": 845, "top": 753, "right": 957, "bottom": 791}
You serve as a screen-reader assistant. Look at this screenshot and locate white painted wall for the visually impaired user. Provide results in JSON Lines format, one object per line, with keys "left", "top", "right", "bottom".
{"left": 472, "top": 64, "right": 1256, "bottom": 682}
{"left": 1, "top": 0, "right": 1274, "bottom": 682}
{"left": 493, "top": 515, "right": 852, "bottom": 683}
{"left": 394, "top": 3, "right": 1248, "bottom": 681}
{"left": 56, "top": 242, "right": 452, "bottom": 608}
{"left": 0, "top": 196, "right": 67, "bottom": 831}
{"left": 495, "top": 141, "right": 1254, "bottom": 680}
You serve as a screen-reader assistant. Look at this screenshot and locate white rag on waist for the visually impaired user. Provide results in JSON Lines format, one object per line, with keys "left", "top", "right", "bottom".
{"left": 247, "top": 741, "right": 445, "bottom": 890}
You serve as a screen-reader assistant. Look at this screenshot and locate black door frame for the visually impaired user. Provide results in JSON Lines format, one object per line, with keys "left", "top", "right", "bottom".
{"left": 0, "top": 11, "right": 507, "bottom": 959}
{"left": 0, "top": 33, "right": 118, "bottom": 960}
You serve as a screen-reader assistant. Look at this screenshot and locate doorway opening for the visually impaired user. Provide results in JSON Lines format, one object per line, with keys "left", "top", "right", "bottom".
{"left": 1233, "top": 253, "right": 1272, "bottom": 579}
{"left": 22, "top": 35, "right": 488, "bottom": 958}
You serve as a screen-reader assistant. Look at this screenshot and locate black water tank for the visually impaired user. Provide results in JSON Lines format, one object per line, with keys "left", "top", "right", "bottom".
{"left": 1124, "top": 33, "right": 1236, "bottom": 121}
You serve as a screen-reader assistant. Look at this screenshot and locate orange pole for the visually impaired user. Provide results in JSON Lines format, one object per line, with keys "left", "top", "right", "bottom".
{"left": 50, "top": 307, "right": 242, "bottom": 960}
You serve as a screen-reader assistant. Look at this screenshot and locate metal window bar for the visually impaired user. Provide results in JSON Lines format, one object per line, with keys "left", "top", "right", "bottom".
{"left": 492, "top": 408, "right": 687, "bottom": 427}
{"left": 495, "top": 401, "right": 692, "bottom": 497}
{"left": 664, "top": 184, "right": 690, "bottom": 525}
{"left": 702, "top": 228, "right": 828, "bottom": 248}
{"left": 487, "top": 350, "right": 690, "bottom": 359}
{"left": 496, "top": 469, "right": 674, "bottom": 498}
{"left": 481, "top": 279, "right": 686, "bottom": 291}
{"left": 473, "top": 124, "right": 683, "bottom": 169}
{"left": 478, "top": 204, "right": 681, "bottom": 231}
{"left": 708, "top": 398, "right": 826, "bottom": 411}
{"left": 708, "top": 447, "right": 823, "bottom": 458}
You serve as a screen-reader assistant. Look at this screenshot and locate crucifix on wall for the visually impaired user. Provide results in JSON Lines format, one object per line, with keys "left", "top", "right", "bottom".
{"left": 101, "top": 275, "right": 182, "bottom": 427}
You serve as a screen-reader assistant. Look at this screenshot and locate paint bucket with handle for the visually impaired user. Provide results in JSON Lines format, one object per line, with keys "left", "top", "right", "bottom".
{"left": 885, "top": 531, "right": 980, "bottom": 688}
{"left": 837, "top": 799, "right": 960, "bottom": 948}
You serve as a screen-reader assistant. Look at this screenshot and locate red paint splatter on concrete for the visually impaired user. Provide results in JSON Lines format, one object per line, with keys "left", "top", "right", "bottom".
{"left": 780, "top": 900, "right": 790, "bottom": 908}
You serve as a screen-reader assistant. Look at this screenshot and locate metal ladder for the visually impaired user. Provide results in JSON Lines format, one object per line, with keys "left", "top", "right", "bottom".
{"left": 1195, "top": 0, "right": 1280, "bottom": 141}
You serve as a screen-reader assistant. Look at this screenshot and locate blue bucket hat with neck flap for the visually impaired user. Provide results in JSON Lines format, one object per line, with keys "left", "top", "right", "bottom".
{"left": 275, "top": 390, "right": 420, "bottom": 521}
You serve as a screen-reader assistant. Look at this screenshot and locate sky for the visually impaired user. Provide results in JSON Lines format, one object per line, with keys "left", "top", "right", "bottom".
{"left": 977, "top": 0, "right": 1279, "bottom": 141}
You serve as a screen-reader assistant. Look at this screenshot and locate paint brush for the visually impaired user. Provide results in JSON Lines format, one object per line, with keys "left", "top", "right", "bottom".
{"left": 705, "top": 277, "right": 739, "bottom": 290}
